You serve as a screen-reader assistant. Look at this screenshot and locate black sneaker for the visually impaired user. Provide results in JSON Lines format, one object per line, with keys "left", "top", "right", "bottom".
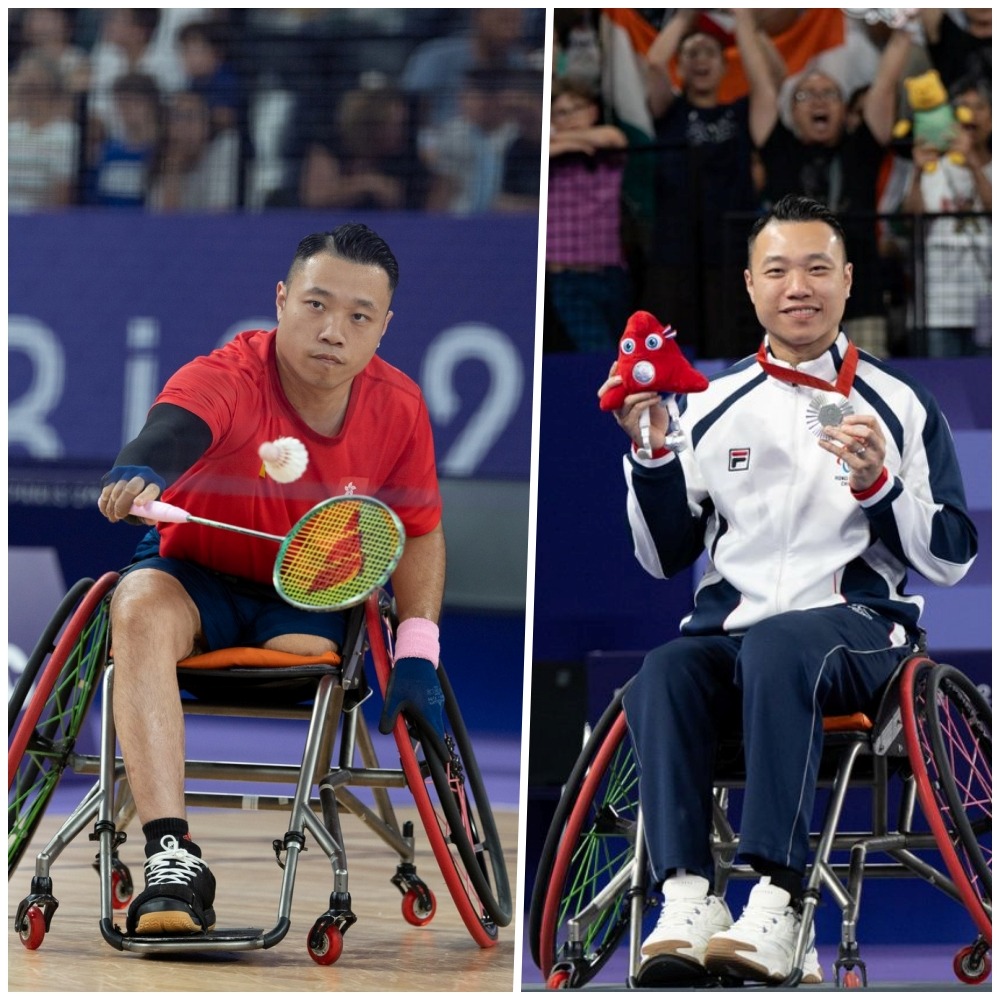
{"left": 126, "top": 835, "right": 217, "bottom": 935}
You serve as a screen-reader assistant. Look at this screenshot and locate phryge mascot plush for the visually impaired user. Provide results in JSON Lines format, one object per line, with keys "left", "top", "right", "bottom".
{"left": 600, "top": 310, "right": 708, "bottom": 455}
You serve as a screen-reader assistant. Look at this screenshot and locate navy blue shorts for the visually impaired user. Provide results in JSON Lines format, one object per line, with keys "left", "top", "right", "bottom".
{"left": 124, "top": 531, "right": 347, "bottom": 652}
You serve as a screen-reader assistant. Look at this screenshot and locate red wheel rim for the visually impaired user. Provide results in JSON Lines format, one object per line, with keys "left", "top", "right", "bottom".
{"left": 900, "top": 658, "right": 991, "bottom": 944}
{"left": 538, "top": 711, "right": 628, "bottom": 974}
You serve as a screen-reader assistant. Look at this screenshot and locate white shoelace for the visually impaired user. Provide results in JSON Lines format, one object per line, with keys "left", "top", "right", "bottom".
{"left": 733, "top": 903, "right": 799, "bottom": 939}
{"left": 655, "top": 897, "right": 710, "bottom": 930}
{"left": 144, "top": 836, "right": 207, "bottom": 887}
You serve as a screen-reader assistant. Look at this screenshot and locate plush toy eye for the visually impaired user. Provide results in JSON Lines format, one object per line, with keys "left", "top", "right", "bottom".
{"left": 620, "top": 338, "right": 636, "bottom": 355}
{"left": 645, "top": 333, "right": 663, "bottom": 350}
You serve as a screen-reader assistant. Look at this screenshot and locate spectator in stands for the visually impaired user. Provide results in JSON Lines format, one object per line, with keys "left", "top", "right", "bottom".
{"left": 419, "top": 66, "right": 521, "bottom": 215}
{"left": 652, "top": 8, "right": 794, "bottom": 102}
{"left": 87, "top": 9, "right": 195, "bottom": 144}
{"left": 297, "top": 77, "right": 429, "bottom": 211}
{"left": 901, "top": 78, "right": 992, "bottom": 356}
{"left": 8, "top": 51, "right": 81, "bottom": 211}
{"left": 494, "top": 68, "right": 545, "bottom": 214}
{"left": 177, "top": 19, "right": 243, "bottom": 138}
{"left": 749, "top": 15, "right": 918, "bottom": 357}
{"left": 640, "top": 8, "right": 774, "bottom": 360}
{"left": 401, "top": 9, "right": 540, "bottom": 129}
{"left": 17, "top": 8, "right": 90, "bottom": 96}
{"left": 147, "top": 89, "right": 239, "bottom": 212}
{"left": 920, "top": 10, "right": 991, "bottom": 91}
{"left": 545, "top": 79, "right": 630, "bottom": 351}
{"left": 85, "top": 71, "right": 162, "bottom": 208}
{"left": 552, "top": 9, "right": 602, "bottom": 91}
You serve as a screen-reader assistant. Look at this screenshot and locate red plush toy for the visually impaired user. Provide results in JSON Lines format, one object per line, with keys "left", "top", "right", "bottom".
{"left": 599, "top": 311, "right": 708, "bottom": 411}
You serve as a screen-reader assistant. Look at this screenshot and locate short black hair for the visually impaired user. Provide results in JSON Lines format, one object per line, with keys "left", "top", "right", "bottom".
{"left": 128, "top": 9, "right": 161, "bottom": 38}
{"left": 551, "top": 77, "right": 600, "bottom": 107}
{"left": 949, "top": 73, "right": 991, "bottom": 107}
{"left": 112, "top": 71, "right": 161, "bottom": 101}
{"left": 288, "top": 223, "right": 399, "bottom": 293}
{"left": 178, "top": 19, "right": 230, "bottom": 55}
{"left": 747, "top": 194, "right": 849, "bottom": 266}
{"left": 678, "top": 28, "right": 724, "bottom": 55}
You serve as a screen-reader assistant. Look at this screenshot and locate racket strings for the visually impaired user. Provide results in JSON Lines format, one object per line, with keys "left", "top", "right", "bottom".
{"left": 276, "top": 499, "right": 403, "bottom": 610}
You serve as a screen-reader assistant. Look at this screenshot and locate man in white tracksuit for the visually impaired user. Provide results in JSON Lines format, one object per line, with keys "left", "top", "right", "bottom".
{"left": 600, "top": 194, "right": 977, "bottom": 986}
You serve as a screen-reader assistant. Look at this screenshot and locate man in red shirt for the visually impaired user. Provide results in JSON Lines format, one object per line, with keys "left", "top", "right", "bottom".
{"left": 98, "top": 223, "right": 446, "bottom": 936}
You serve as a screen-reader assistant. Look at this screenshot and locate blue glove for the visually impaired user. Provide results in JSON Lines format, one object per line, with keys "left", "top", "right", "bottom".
{"left": 379, "top": 656, "right": 447, "bottom": 754}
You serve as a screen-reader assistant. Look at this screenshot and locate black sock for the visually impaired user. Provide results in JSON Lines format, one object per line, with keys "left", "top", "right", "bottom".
{"left": 141, "top": 818, "right": 201, "bottom": 858}
{"left": 746, "top": 854, "right": 803, "bottom": 904}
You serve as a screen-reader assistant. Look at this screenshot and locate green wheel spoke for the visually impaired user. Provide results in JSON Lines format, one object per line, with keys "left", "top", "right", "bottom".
{"left": 9, "top": 582, "right": 114, "bottom": 878}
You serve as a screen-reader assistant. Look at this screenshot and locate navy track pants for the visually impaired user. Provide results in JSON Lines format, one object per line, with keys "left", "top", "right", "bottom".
{"left": 621, "top": 605, "right": 915, "bottom": 882}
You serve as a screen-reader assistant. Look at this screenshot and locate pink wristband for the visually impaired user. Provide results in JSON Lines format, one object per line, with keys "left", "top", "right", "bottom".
{"left": 394, "top": 617, "right": 440, "bottom": 666}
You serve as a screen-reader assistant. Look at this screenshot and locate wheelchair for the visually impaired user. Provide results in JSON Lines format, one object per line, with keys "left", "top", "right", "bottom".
{"left": 527, "top": 652, "right": 991, "bottom": 989}
{"left": 9, "top": 571, "right": 513, "bottom": 964}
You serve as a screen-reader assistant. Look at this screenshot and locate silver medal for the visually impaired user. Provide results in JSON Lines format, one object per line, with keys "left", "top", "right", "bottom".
{"left": 664, "top": 395, "right": 687, "bottom": 452}
{"left": 805, "top": 392, "right": 853, "bottom": 440}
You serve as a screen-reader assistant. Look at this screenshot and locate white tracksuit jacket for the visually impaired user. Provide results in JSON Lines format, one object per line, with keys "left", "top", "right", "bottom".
{"left": 623, "top": 333, "right": 977, "bottom": 636}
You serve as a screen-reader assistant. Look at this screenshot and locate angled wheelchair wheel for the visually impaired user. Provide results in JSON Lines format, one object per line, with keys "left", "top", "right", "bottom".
{"left": 901, "top": 656, "right": 992, "bottom": 943}
{"left": 365, "top": 593, "right": 512, "bottom": 948}
{"left": 8, "top": 577, "right": 96, "bottom": 731}
{"left": 529, "top": 685, "right": 645, "bottom": 987}
{"left": 8, "top": 573, "right": 118, "bottom": 879}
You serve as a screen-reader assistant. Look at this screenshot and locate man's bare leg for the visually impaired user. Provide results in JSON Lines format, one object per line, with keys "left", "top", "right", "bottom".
{"left": 109, "top": 568, "right": 216, "bottom": 934}
{"left": 110, "top": 569, "right": 200, "bottom": 824}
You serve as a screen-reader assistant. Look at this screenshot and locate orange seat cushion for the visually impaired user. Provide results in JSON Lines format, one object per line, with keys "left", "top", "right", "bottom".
{"left": 176, "top": 647, "right": 342, "bottom": 670}
{"left": 822, "top": 712, "right": 873, "bottom": 733}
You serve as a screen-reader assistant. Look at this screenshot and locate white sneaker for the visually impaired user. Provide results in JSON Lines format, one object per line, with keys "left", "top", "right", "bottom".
{"left": 637, "top": 875, "right": 733, "bottom": 984}
{"left": 704, "top": 878, "right": 823, "bottom": 984}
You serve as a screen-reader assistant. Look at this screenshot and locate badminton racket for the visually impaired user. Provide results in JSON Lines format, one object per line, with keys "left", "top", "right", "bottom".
{"left": 130, "top": 495, "right": 405, "bottom": 611}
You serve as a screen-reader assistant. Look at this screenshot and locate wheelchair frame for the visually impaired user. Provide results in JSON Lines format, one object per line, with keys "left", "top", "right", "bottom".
{"left": 9, "top": 573, "right": 513, "bottom": 964}
{"left": 528, "top": 654, "right": 991, "bottom": 989}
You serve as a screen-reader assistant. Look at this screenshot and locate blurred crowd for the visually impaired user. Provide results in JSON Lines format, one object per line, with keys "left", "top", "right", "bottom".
{"left": 546, "top": 9, "right": 991, "bottom": 359}
{"left": 8, "top": 9, "right": 991, "bottom": 359}
{"left": 8, "top": 8, "right": 545, "bottom": 215}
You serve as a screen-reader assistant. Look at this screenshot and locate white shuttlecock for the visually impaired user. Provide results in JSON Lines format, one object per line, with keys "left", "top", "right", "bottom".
{"left": 259, "top": 437, "right": 309, "bottom": 483}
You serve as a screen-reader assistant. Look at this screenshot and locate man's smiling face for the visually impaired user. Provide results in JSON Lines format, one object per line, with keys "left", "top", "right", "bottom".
{"left": 744, "top": 218, "right": 853, "bottom": 363}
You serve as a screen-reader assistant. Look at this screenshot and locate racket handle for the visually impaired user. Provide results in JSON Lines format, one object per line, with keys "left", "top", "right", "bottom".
{"left": 130, "top": 499, "right": 190, "bottom": 523}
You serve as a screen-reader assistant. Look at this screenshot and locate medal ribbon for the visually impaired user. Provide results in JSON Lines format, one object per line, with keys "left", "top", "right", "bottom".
{"left": 756, "top": 340, "right": 859, "bottom": 397}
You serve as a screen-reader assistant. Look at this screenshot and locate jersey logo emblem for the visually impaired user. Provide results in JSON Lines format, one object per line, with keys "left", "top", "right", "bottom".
{"left": 729, "top": 448, "right": 750, "bottom": 471}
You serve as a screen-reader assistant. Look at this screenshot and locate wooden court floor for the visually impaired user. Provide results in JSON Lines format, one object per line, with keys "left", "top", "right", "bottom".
{"left": 9, "top": 805, "right": 520, "bottom": 993}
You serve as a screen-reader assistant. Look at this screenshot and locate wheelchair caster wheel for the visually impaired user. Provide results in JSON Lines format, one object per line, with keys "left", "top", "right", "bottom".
{"left": 546, "top": 964, "right": 576, "bottom": 989}
{"left": 401, "top": 886, "right": 436, "bottom": 926}
{"left": 111, "top": 865, "right": 133, "bottom": 910}
{"left": 954, "top": 944, "right": 991, "bottom": 985}
{"left": 18, "top": 905, "right": 47, "bottom": 950}
{"left": 307, "top": 922, "right": 344, "bottom": 966}
{"left": 841, "top": 970, "right": 864, "bottom": 988}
